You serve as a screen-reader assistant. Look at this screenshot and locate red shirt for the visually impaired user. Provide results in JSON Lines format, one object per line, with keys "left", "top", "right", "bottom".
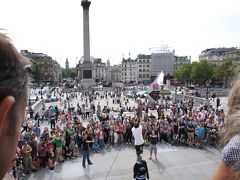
{"left": 119, "top": 125, "right": 124, "bottom": 133}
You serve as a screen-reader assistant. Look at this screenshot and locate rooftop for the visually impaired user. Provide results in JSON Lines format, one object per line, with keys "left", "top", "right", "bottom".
{"left": 122, "top": 58, "right": 137, "bottom": 63}
{"left": 200, "top": 47, "right": 237, "bottom": 55}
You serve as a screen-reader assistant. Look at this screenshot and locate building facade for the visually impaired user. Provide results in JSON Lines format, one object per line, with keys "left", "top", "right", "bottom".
{"left": 174, "top": 56, "right": 191, "bottom": 72}
{"left": 52, "top": 60, "right": 62, "bottom": 85}
{"left": 136, "top": 54, "right": 151, "bottom": 84}
{"left": 108, "top": 65, "right": 122, "bottom": 83}
{"left": 150, "top": 51, "right": 174, "bottom": 82}
{"left": 224, "top": 49, "right": 240, "bottom": 64}
{"left": 118, "top": 51, "right": 192, "bottom": 84}
{"left": 93, "top": 58, "right": 107, "bottom": 83}
{"left": 21, "top": 50, "right": 62, "bottom": 85}
{"left": 199, "top": 47, "right": 237, "bottom": 65}
{"left": 76, "top": 57, "right": 108, "bottom": 84}
{"left": 121, "top": 58, "right": 137, "bottom": 84}
{"left": 106, "top": 59, "right": 111, "bottom": 83}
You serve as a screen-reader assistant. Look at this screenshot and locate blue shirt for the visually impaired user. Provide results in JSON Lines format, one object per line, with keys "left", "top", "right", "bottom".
{"left": 50, "top": 107, "right": 56, "bottom": 114}
{"left": 197, "top": 127, "right": 204, "bottom": 137}
{"left": 33, "top": 127, "right": 41, "bottom": 137}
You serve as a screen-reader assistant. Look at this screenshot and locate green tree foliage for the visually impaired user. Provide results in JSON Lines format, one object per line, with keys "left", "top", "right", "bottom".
{"left": 30, "top": 59, "right": 40, "bottom": 83}
{"left": 175, "top": 60, "right": 215, "bottom": 85}
{"left": 213, "top": 60, "right": 235, "bottom": 85}
{"left": 62, "top": 68, "right": 76, "bottom": 79}
{"left": 175, "top": 63, "right": 192, "bottom": 84}
{"left": 191, "top": 60, "right": 215, "bottom": 84}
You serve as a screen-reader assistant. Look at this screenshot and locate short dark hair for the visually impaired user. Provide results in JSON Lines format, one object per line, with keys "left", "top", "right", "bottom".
{"left": 134, "top": 122, "right": 139, "bottom": 128}
{"left": 0, "top": 32, "right": 31, "bottom": 135}
{"left": 0, "top": 33, "right": 31, "bottom": 103}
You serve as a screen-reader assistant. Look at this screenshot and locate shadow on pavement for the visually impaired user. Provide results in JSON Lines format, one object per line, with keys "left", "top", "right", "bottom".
{"left": 152, "top": 159, "right": 166, "bottom": 174}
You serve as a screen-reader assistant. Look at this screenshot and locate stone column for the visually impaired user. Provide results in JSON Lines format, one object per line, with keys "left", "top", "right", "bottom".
{"left": 81, "top": 0, "right": 91, "bottom": 62}
{"left": 80, "top": 0, "right": 94, "bottom": 88}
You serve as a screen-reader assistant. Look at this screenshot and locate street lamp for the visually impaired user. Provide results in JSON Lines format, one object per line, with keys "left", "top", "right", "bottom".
{"left": 206, "top": 81, "right": 209, "bottom": 99}
{"left": 174, "top": 87, "right": 177, "bottom": 102}
{"left": 28, "top": 85, "right": 31, "bottom": 106}
{"left": 40, "top": 85, "right": 43, "bottom": 99}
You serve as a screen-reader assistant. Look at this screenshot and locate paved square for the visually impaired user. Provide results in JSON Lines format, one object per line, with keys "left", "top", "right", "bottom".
{"left": 26, "top": 144, "right": 221, "bottom": 180}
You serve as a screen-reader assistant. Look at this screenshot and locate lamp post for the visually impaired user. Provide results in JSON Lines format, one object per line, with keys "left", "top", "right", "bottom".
{"left": 40, "top": 85, "right": 43, "bottom": 99}
{"left": 174, "top": 87, "right": 177, "bottom": 102}
{"left": 206, "top": 81, "right": 209, "bottom": 99}
{"left": 28, "top": 86, "right": 31, "bottom": 107}
{"left": 45, "top": 72, "right": 48, "bottom": 84}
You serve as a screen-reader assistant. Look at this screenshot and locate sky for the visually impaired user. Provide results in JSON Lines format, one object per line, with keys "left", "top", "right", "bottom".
{"left": 1, "top": 0, "right": 240, "bottom": 68}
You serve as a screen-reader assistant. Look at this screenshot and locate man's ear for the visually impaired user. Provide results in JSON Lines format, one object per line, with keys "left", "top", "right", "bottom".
{"left": 0, "top": 96, "right": 16, "bottom": 134}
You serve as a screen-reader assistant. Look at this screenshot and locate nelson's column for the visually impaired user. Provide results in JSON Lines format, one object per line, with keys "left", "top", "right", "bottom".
{"left": 78, "top": 0, "right": 94, "bottom": 88}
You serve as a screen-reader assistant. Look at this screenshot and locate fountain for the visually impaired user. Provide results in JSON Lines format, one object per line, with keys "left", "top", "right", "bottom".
{"left": 151, "top": 71, "right": 165, "bottom": 91}
{"left": 148, "top": 71, "right": 171, "bottom": 101}
{"left": 156, "top": 71, "right": 164, "bottom": 86}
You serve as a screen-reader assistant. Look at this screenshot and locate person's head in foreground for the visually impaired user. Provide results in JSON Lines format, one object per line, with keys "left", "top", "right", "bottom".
{"left": 213, "top": 80, "right": 240, "bottom": 180}
{"left": 0, "top": 32, "right": 30, "bottom": 179}
{"left": 137, "top": 155, "right": 142, "bottom": 162}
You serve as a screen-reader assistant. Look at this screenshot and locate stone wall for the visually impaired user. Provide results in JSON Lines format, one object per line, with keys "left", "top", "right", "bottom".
{"left": 174, "top": 94, "right": 210, "bottom": 107}
{"left": 31, "top": 99, "right": 45, "bottom": 116}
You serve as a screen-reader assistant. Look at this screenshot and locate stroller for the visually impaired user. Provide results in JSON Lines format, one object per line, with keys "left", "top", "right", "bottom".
{"left": 195, "top": 136, "right": 203, "bottom": 149}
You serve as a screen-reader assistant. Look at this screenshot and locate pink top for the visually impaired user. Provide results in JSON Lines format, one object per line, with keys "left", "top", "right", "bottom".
{"left": 98, "top": 131, "right": 105, "bottom": 140}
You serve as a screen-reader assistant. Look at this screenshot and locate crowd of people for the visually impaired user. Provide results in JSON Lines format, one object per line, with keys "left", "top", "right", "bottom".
{"left": 10, "top": 85, "right": 227, "bottom": 179}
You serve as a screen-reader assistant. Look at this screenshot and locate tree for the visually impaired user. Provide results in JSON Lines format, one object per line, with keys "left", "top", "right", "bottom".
{"left": 175, "top": 63, "right": 192, "bottom": 85}
{"left": 62, "top": 68, "right": 76, "bottom": 79}
{"left": 191, "top": 60, "right": 215, "bottom": 85}
{"left": 214, "top": 60, "right": 235, "bottom": 85}
{"left": 175, "top": 60, "right": 216, "bottom": 85}
{"left": 30, "top": 59, "right": 40, "bottom": 83}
